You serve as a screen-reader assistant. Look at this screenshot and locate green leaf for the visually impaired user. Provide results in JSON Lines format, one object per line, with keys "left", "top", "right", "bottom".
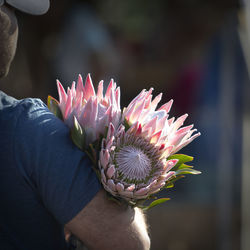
{"left": 142, "top": 198, "right": 170, "bottom": 211}
{"left": 164, "top": 175, "right": 185, "bottom": 189}
{"left": 89, "top": 144, "right": 97, "bottom": 164}
{"left": 124, "top": 119, "right": 130, "bottom": 132}
{"left": 107, "top": 195, "right": 123, "bottom": 206}
{"left": 175, "top": 168, "right": 201, "bottom": 175}
{"left": 105, "top": 192, "right": 130, "bottom": 208}
{"left": 166, "top": 182, "right": 174, "bottom": 188}
{"left": 47, "top": 96, "right": 63, "bottom": 120}
{"left": 103, "top": 126, "right": 109, "bottom": 139}
{"left": 70, "top": 116, "right": 86, "bottom": 151}
{"left": 167, "top": 154, "right": 193, "bottom": 171}
{"left": 177, "top": 164, "right": 193, "bottom": 170}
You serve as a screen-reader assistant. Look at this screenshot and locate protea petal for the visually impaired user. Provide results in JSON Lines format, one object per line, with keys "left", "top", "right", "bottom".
{"left": 164, "top": 159, "right": 178, "bottom": 172}
{"left": 119, "top": 190, "right": 134, "bottom": 198}
{"left": 168, "top": 131, "right": 189, "bottom": 147}
{"left": 172, "top": 132, "right": 201, "bottom": 154}
{"left": 78, "top": 97, "right": 94, "bottom": 126}
{"left": 143, "top": 116, "right": 158, "bottom": 135}
{"left": 84, "top": 74, "right": 96, "bottom": 101}
{"left": 105, "top": 79, "right": 114, "bottom": 102}
{"left": 170, "top": 114, "right": 188, "bottom": 133}
{"left": 115, "top": 87, "right": 121, "bottom": 111}
{"left": 150, "top": 93, "right": 162, "bottom": 111}
{"left": 106, "top": 165, "right": 116, "bottom": 179}
{"left": 162, "top": 146, "right": 175, "bottom": 159}
{"left": 158, "top": 99, "right": 173, "bottom": 114}
{"left": 150, "top": 130, "right": 162, "bottom": 144}
{"left": 100, "top": 149, "right": 109, "bottom": 169}
{"left": 107, "top": 123, "right": 115, "bottom": 139}
{"left": 176, "top": 124, "right": 194, "bottom": 135}
{"left": 97, "top": 80, "right": 104, "bottom": 101}
{"left": 101, "top": 168, "right": 107, "bottom": 183}
{"left": 155, "top": 115, "right": 168, "bottom": 133}
{"left": 134, "top": 187, "right": 150, "bottom": 196}
{"left": 76, "top": 74, "right": 84, "bottom": 93}
{"left": 64, "top": 89, "right": 72, "bottom": 120}
{"left": 116, "top": 183, "right": 124, "bottom": 192}
{"left": 131, "top": 99, "right": 146, "bottom": 123}
{"left": 57, "top": 80, "right": 67, "bottom": 105}
{"left": 107, "top": 179, "right": 116, "bottom": 192}
{"left": 126, "top": 184, "right": 136, "bottom": 192}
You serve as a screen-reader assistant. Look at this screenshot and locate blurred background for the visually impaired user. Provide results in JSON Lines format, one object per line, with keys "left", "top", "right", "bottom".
{"left": 1, "top": 0, "right": 250, "bottom": 249}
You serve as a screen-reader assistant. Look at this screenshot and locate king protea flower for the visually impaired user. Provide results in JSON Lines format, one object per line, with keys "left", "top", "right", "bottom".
{"left": 99, "top": 88, "right": 201, "bottom": 203}
{"left": 123, "top": 88, "right": 200, "bottom": 156}
{"left": 56, "top": 74, "right": 121, "bottom": 146}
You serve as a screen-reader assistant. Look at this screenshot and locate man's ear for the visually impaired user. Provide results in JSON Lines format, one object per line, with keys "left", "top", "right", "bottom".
{"left": 0, "top": 6, "right": 18, "bottom": 78}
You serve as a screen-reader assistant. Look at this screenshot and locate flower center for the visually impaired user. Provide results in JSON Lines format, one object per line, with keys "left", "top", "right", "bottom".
{"left": 115, "top": 145, "right": 151, "bottom": 181}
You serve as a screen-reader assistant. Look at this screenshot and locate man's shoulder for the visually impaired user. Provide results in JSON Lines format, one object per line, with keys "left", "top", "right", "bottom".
{"left": 0, "top": 91, "right": 50, "bottom": 148}
{"left": 0, "top": 91, "right": 46, "bottom": 119}
{"left": 0, "top": 90, "right": 18, "bottom": 110}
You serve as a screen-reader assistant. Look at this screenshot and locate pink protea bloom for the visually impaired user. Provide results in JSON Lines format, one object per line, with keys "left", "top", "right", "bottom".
{"left": 99, "top": 89, "right": 200, "bottom": 201}
{"left": 57, "top": 74, "right": 121, "bottom": 145}
{"left": 99, "top": 123, "right": 178, "bottom": 201}
{"left": 123, "top": 88, "right": 200, "bottom": 156}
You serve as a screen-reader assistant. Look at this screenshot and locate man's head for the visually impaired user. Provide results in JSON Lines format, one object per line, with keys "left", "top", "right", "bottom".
{"left": 0, "top": 0, "right": 50, "bottom": 78}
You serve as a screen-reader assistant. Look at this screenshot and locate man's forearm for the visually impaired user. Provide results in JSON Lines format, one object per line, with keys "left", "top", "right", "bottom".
{"left": 65, "top": 190, "right": 150, "bottom": 250}
{"left": 130, "top": 207, "right": 150, "bottom": 250}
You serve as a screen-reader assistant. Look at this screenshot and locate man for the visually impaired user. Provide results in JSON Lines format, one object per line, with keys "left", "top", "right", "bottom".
{"left": 0, "top": 1, "right": 150, "bottom": 249}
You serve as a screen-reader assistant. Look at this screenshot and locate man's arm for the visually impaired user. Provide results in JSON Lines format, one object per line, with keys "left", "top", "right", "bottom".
{"left": 65, "top": 189, "right": 150, "bottom": 250}
{"left": 13, "top": 104, "right": 149, "bottom": 249}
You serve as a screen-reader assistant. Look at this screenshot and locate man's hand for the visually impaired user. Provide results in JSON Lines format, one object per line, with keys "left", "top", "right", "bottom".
{"left": 65, "top": 189, "right": 150, "bottom": 250}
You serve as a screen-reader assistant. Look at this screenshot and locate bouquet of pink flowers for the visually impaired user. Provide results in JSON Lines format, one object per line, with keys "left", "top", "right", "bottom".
{"left": 48, "top": 74, "right": 201, "bottom": 209}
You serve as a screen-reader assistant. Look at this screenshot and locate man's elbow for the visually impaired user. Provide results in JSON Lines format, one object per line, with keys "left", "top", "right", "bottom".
{"left": 134, "top": 232, "right": 151, "bottom": 250}
{"left": 131, "top": 207, "right": 150, "bottom": 250}
{"left": 109, "top": 227, "right": 150, "bottom": 250}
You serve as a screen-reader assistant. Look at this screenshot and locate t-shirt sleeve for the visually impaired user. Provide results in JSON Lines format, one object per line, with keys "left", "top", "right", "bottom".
{"left": 13, "top": 98, "right": 101, "bottom": 225}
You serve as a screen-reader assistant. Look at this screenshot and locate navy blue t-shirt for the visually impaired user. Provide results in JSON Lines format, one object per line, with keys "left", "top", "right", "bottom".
{"left": 0, "top": 91, "right": 101, "bottom": 250}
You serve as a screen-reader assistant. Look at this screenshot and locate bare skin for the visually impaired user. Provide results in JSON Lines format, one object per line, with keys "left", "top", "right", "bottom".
{"left": 65, "top": 190, "right": 150, "bottom": 250}
{"left": 0, "top": 4, "right": 150, "bottom": 250}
